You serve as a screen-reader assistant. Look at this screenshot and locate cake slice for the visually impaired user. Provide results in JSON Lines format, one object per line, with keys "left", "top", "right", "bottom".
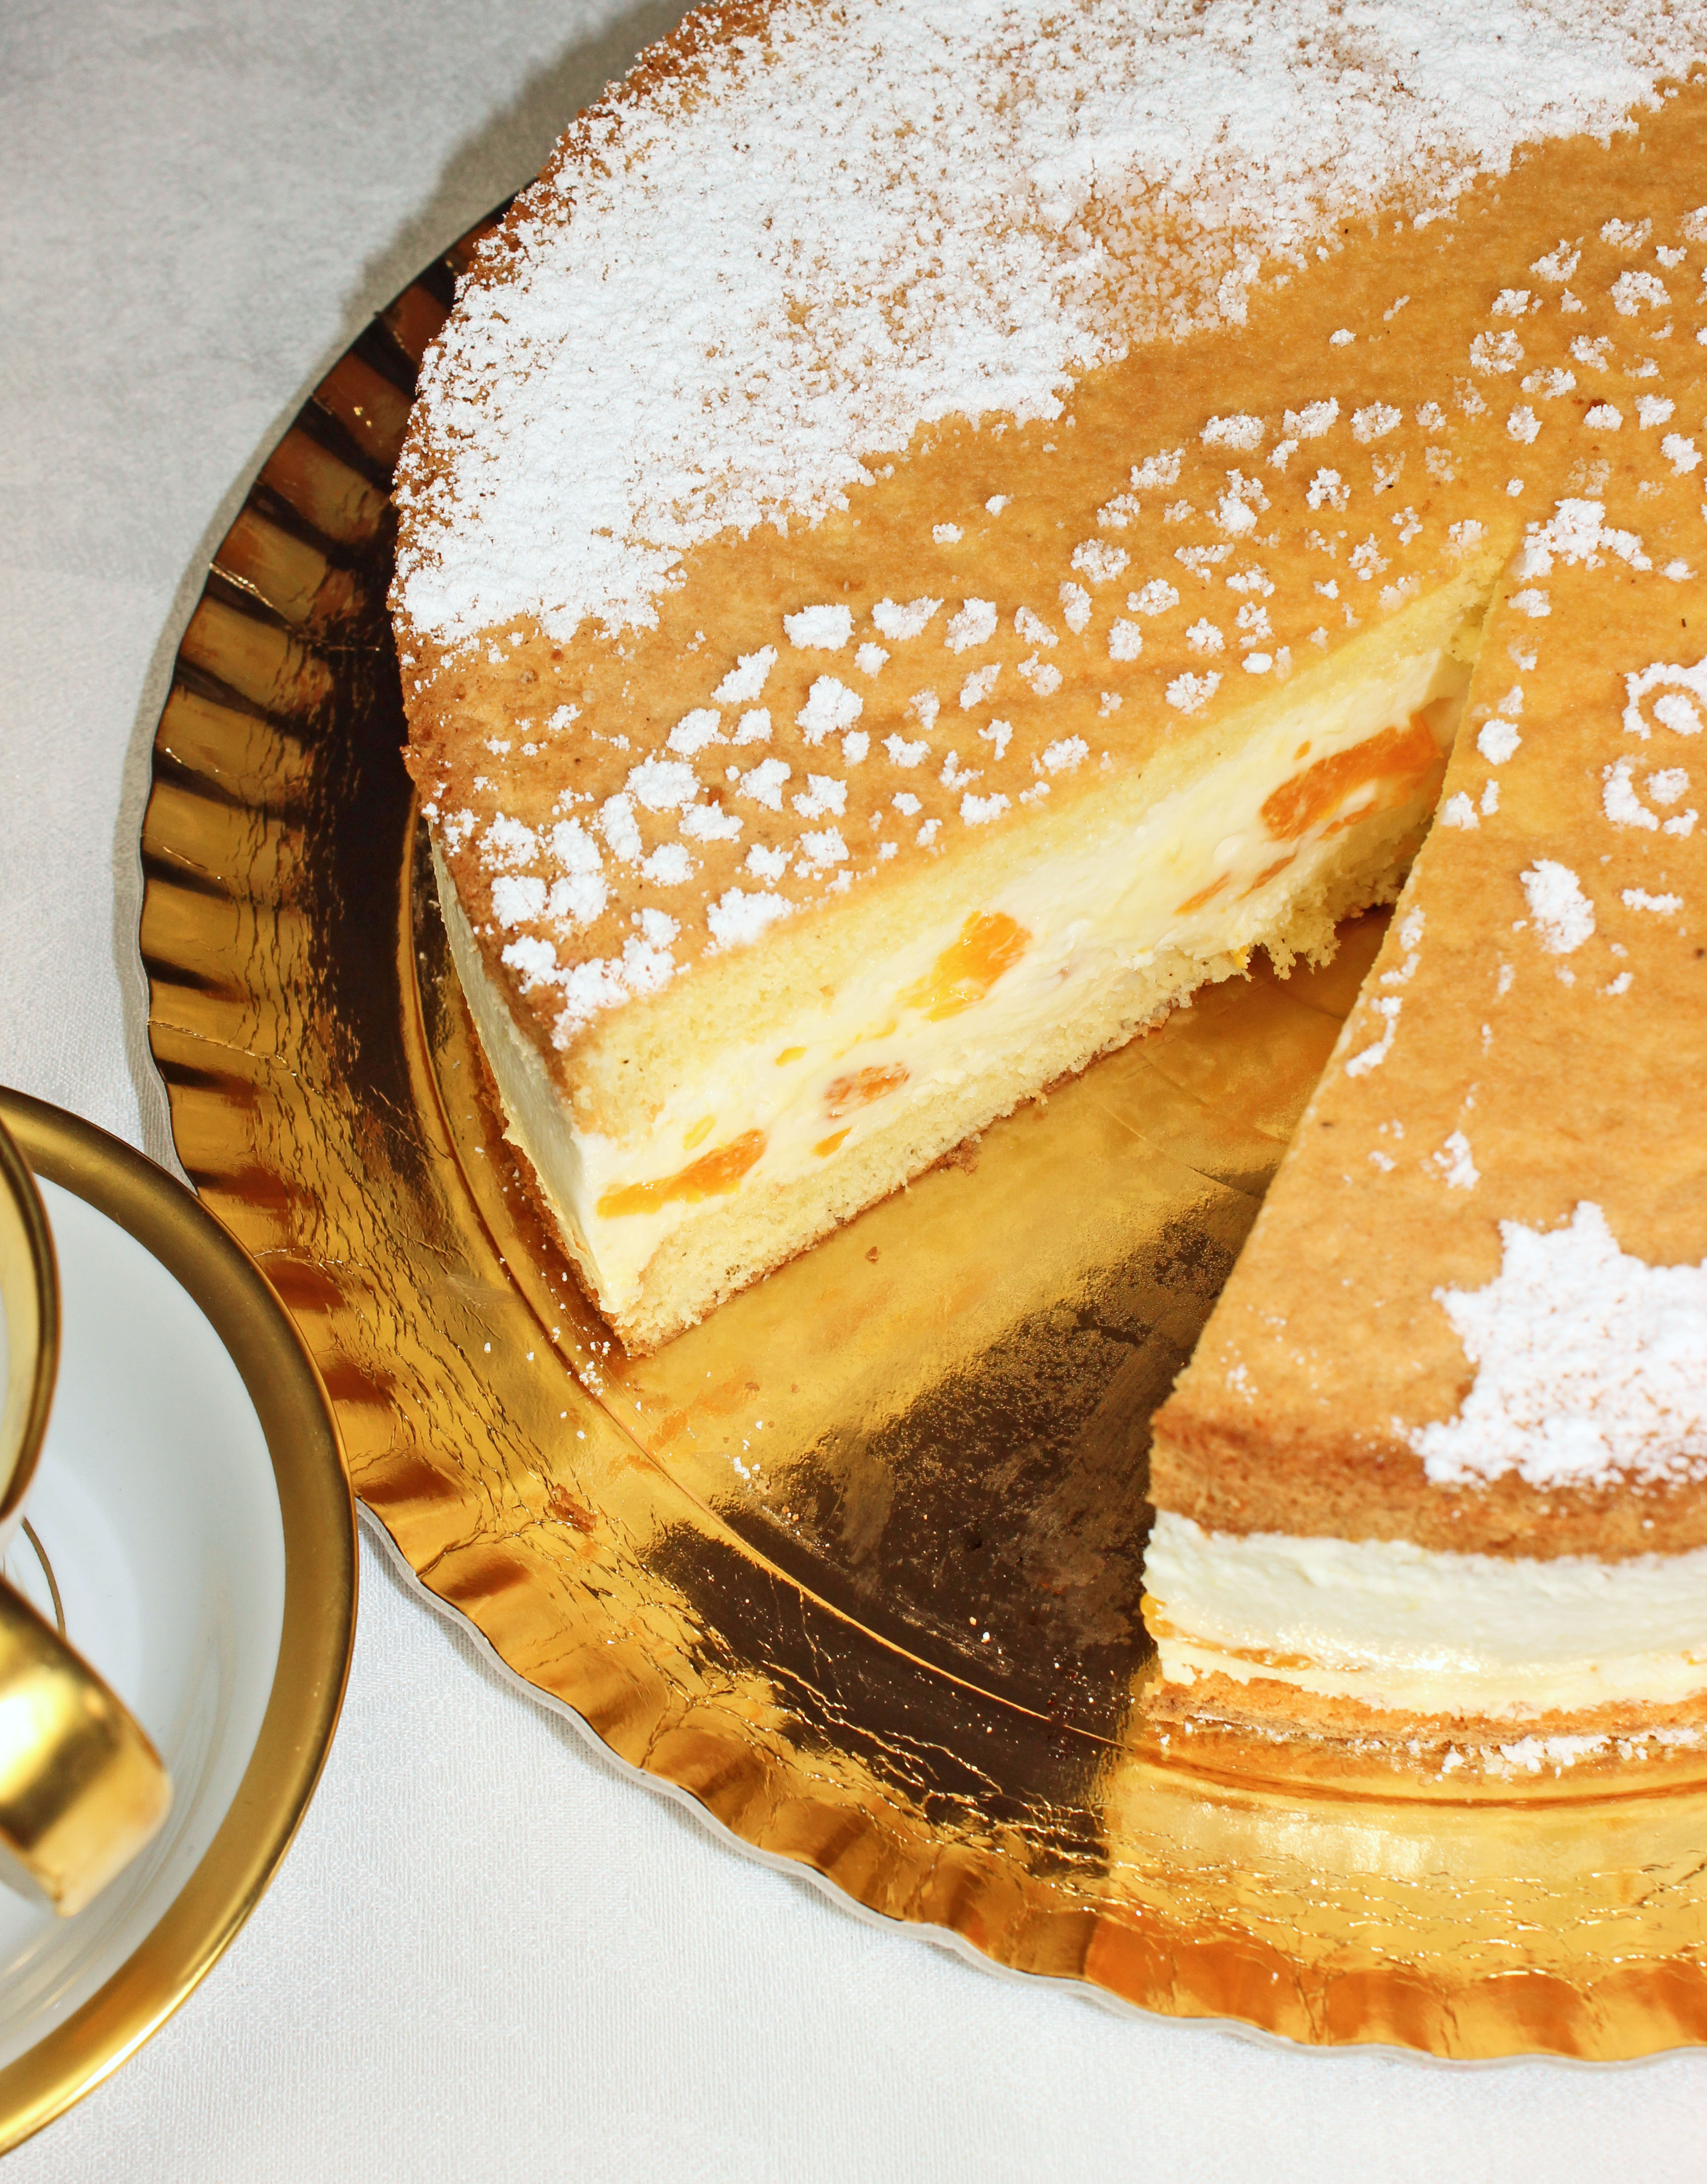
{"left": 393, "top": 1, "right": 1706, "bottom": 1356}
{"left": 1146, "top": 451, "right": 1707, "bottom": 1771}
{"left": 426, "top": 576, "right": 1479, "bottom": 1351}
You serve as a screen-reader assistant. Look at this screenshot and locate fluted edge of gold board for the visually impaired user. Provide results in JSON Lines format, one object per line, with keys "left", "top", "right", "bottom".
{"left": 138, "top": 211, "right": 1707, "bottom": 2062}
{"left": 0, "top": 1092, "right": 356, "bottom": 2155}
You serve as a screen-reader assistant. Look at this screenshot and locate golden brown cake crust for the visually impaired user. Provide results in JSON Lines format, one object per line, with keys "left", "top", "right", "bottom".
{"left": 393, "top": 4, "right": 1707, "bottom": 1564}
{"left": 391, "top": 1, "right": 1707, "bottom": 1120}
{"left": 1151, "top": 102, "right": 1707, "bottom": 1554}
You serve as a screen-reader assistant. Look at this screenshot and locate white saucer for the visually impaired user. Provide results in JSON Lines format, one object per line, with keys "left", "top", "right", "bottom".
{"left": 0, "top": 1094, "right": 354, "bottom": 2153}
{"left": 0, "top": 1176, "right": 285, "bottom": 2057}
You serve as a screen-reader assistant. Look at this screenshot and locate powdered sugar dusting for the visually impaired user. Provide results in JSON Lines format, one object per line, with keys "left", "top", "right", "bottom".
{"left": 1414, "top": 1205, "right": 1707, "bottom": 1490}
{"left": 398, "top": 1, "right": 1707, "bottom": 1058}
{"left": 1520, "top": 859, "right": 1594, "bottom": 952}
{"left": 1624, "top": 656, "right": 1707, "bottom": 740}
{"left": 395, "top": 0, "right": 1703, "bottom": 648}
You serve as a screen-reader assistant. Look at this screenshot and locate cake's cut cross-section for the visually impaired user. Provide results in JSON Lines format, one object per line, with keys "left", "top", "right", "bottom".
{"left": 430, "top": 562, "right": 1481, "bottom": 1350}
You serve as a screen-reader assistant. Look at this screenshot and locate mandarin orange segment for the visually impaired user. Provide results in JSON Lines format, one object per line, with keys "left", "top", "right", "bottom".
{"left": 899, "top": 912, "right": 1030, "bottom": 1022}
{"left": 1174, "top": 873, "right": 1231, "bottom": 916}
{"left": 822, "top": 1063, "right": 910, "bottom": 1119}
{"left": 596, "top": 1128, "right": 767, "bottom": 1218}
{"left": 1260, "top": 716, "right": 1442, "bottom": 844}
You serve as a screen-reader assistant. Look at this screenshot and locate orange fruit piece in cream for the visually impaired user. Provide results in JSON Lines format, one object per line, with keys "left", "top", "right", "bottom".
{"left": 596, "top": 1128, "right": 767, "bottom": 1218}
{"left": 1260, "top": 716, "right": 1441, "bottom": 843}
{"left": 899, "top": 912, "right": 1030, "bottom": 1022}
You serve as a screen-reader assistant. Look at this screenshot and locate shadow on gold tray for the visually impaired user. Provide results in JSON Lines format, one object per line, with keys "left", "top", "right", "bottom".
{"left": 138, "top": 213, "right": 1707, "bottom": 2060}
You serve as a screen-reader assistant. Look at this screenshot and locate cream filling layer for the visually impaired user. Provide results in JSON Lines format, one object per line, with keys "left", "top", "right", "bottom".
{"left": 443, "top": 633, "right": 1463, "bottom": 1321}
{"left": 1145, "top": 1512, "right": 1707, "bottom": 1717}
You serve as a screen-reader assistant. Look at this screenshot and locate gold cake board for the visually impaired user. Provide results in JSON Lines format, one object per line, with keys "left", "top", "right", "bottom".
{"left": 138, "top": 216, "right": 1707, "bottom": 2062}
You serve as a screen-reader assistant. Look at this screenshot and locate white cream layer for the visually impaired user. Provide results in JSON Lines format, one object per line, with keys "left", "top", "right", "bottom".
{"left": 443, "top": 635, "right": 1462, "bottom": 1322}
{"left": 1145, "top": 1511, "right": 1707, "bottom": 1717}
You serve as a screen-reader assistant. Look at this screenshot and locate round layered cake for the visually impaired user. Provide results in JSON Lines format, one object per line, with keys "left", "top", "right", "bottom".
{"left": 392, "top": 0, "right": 1707, "bottom": 1778}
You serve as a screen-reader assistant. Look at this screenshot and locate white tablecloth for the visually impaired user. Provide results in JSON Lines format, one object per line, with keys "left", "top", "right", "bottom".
{"left": 3, "top": 5, "right": 1705, "bottom": 2174}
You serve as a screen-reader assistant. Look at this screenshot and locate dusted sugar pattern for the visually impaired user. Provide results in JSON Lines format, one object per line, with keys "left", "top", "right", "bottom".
{"left": 395, "top": 0, "right": 1703, "bottom": 648}
{"left": 1413, "top": 1205, "right": 1707, "bottom": 1491}
{"left": 394, "top": 0, "right": 1707, "bottom": 1055}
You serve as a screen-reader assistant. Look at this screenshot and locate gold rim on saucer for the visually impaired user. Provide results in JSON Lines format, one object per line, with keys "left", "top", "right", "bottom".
{"left": 0, "top": 1091, "right": 356, "bottom": 2155}
{"left": 136, "top": 215, "right": 1707, "bottom": 2062}
{"left": 0, "top": 1109, "right": 173, "bottom": 1920}
{"left": 0, "top": 1105, "right": 58, "bottom": 1530}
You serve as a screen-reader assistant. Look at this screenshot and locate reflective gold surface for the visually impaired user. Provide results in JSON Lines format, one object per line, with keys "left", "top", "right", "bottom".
{"left": 0, "top": 1093, "right": 355, "bottom": 2153}
{"left": 0, "top": 1113, "right": 172, "bottom": 1917}
{"left": 0, "top": 1589, "right": 172, "bottom": 1921}
{"left": 0, "top": 1110, "right": 58, "bottom": 1519}
{"left": 139, "top": 217, "right": 1707, "bottom": 2059}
